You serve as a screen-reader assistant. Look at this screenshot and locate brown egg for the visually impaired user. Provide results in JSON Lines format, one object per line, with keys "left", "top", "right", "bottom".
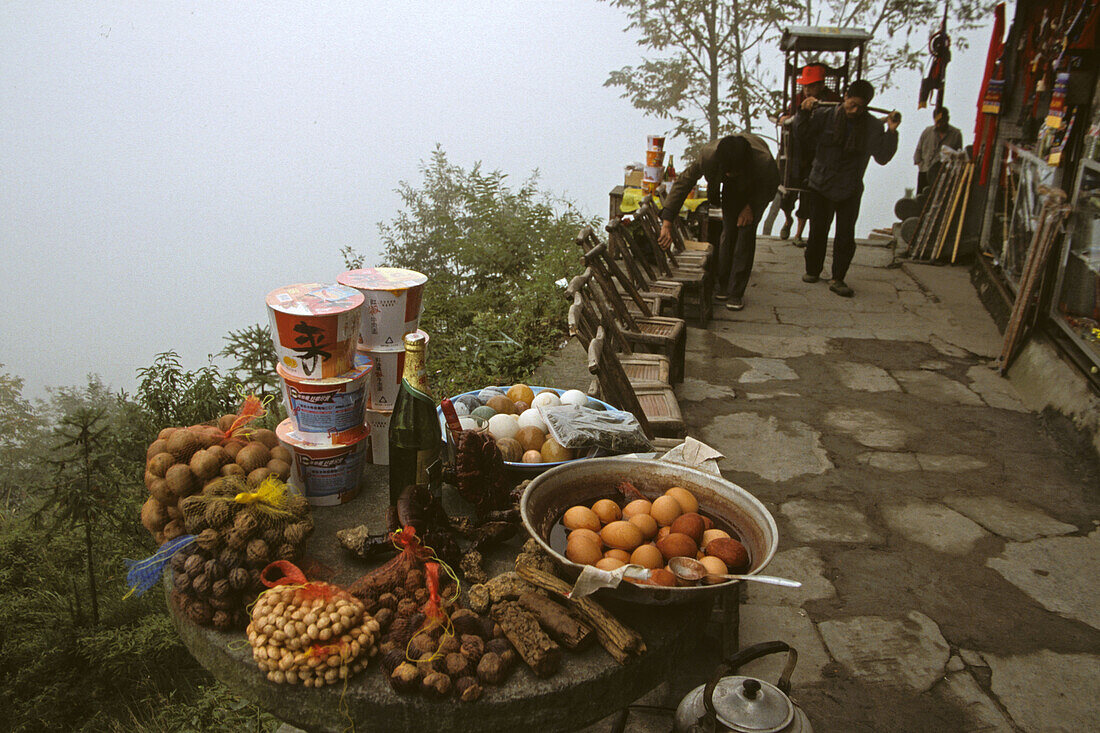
{"left": 628, "top": 513, "right": 659, "bottom": 540}
{"left": 515, "top": 426, "right": 545, "bottom": 452}
{"left": 591, "top": 499, "right": 622, "bottom": 524}
{"left": 665, "top": 486, "right": 699, "bottom": 514}
{"left": 701, "top": 529, "right": 731, "bottom": 549}
{"left": 562, "top": 506, "right": 601, "bottom": 532}
{"left": 603, "top": 549, "right": 631, "bottom": 562}
{"left": 706, "top": 538, "right": 750, "bottom": 573}
{"left": 650, "top": 495, "right": 683, "bottom": 526}
{"left": 622, "top": 498, "right": 652, "bottom": 519}
{"left": 600, "top": 521, "right": 644, "bottom": 552}
{"left": 629, "top": 544, "right": 664, "bottom": 569}
{"left": 656, "top": 532, "right": 698, "bottom": 561}
{"left": 566, "top": 535, "right": 603, "bottom": 565}
{"left": 514, "top": 400, "right": 529, "bottom": 412}
{"left": 595, "top": 557, "right": 625, "bottom": 571}
{"left": 700, "top": 555, "right": 729, "bottom": 582}
{"left": 541, "top": 438, "right": 572, "bottom": 463}
{"left": 568, "top": 528, "right": 601, "bottom": 547}
{"left": 522, "top": 450, "right": 543, "bottom": 463}
{"left": 646, "top": 568, "right": 678, "bottom": 587}
{"left": 496, "top": 438, "right": 524, "bottom": 462}
{"left": 656, "top": 526, "right": 671, "bottom": 543}
{"left": 487, "top": 395, "right": 515, "bottom": 415}
{"left": 670, "top": 512, "right": 706, "bottom": 546}
{"left": 506, "top": 384, "right": 535, "bottom": 405}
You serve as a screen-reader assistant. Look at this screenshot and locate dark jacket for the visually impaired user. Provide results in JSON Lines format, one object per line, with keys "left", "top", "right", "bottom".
{"left": 793, "top": 105, "right": 898, "bottom": 201}
{"left": 661, "top": 133, "right": 779, "bottom": 221}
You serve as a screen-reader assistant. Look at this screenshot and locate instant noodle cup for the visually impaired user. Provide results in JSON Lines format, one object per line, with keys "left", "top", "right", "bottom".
{"left": 647, "top": 134, "right": 665, "bottom": 151}
{"left": 645, "top": 149, "right": 664, "bottom": 167}
{"left": 277, "top": 352, "right": 372, "bottom": 444}
{"left": 641, "top": 179, "right": 659, "bottom": 195}
{"left": 364, "top": 408, "right": 393, "bottom": 465}
{"left": 276, "top": 419, "right": 368, "bottom": 506}
{"left": 644, "top": 165, "right": 664, "bottom": 181}
{"left": 361, "top": 329, "right": 427, "bottom": 410}
{"left": 266, "top": 283, "right": 363, "bottom": 379}
{"left": 336, "top": 268, "right": 428, "bottom": 351}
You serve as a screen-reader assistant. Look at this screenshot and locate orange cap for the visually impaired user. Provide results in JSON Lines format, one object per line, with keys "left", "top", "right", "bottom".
{"left": 797, "top": 64, "right": 826, "bottom": 85}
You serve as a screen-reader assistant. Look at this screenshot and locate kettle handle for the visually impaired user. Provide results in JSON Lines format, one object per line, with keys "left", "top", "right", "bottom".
{"left": 702, "top": 641, "right": 799, "bottom": 720}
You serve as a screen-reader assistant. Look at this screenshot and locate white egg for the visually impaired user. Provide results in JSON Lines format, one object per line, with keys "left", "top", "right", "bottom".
{"left": 458, "top": 416, "right": 482, "bottom": 431}
{"left": 487, "top": 413, "right": 520, "bottom": 440}
{"left": 559, "top": 389, "right": 589, "bottom": 407}
{"left": 531, "top": 391, "right": 562, "bottom": 409}
{"left": 517, "top": 408, "right": 548, "bottom": 432}
{"left": 453, "top": 401, "right": 470, "bottom": 417}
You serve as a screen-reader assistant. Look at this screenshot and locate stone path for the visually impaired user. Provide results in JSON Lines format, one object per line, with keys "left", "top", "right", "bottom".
{"left": 553, "top": 237, "right": 1100, "bottom": 733}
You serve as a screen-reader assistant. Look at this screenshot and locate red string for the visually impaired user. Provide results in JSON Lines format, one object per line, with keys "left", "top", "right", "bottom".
{"left": 260, "top": 561, "right": 336, "bottom": 600}
{"left": 422, "top": 562, "right": 444, "bottom": 621}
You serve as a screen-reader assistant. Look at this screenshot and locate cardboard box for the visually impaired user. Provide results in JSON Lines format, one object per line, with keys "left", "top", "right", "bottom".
{"left": 625, "top": 169, "right": 643, "bottom": 187}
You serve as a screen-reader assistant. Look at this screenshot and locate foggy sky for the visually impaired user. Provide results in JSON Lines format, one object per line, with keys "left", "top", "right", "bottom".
{"left": 0, "top": 1, "right": 990, "bottom": 398}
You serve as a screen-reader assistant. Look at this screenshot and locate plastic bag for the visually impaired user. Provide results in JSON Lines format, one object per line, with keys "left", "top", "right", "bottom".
{"left": 538, "top": 404, "right": 653, "bottom": 454}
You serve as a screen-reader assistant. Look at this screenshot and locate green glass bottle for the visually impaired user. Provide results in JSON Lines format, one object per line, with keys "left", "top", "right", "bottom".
{"left": 387, "top": 332, "right": 442, "bottom": 511}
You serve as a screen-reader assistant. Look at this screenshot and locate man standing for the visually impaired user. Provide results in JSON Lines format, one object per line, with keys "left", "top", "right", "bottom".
{"left": 793, "top": 79, "right": 900, "bottom": 298}
{"left": 659, "top": 134, "right": 778, "bottom": 311}
{"left": 778, "top": 64, "right": 842, "bottom": 245}
{"left": 914, "top": 106, "right": 963, "bottom": 193}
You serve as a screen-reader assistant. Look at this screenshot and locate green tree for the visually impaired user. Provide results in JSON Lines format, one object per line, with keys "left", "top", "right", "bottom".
{"left": 0, "top": 367, "right": 44, "bottom": 512}
{"left": 218, "top": 324, "right": 282, "bottom": 407}
{"left": 346, "top": 147, "right": 595, "bottom": 397}
{"left": 135, "top": 351, "right": 237, "bottom": 430}
{"left": 604, "top": 0, "right": 991, "bottom": 148}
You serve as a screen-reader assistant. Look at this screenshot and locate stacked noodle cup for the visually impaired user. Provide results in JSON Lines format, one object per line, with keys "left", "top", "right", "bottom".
{"left": 642, "top": 134, "right": 665, "bottom": 195}
{"left": 265, "top": 283, "right": 371, "bottom": 506}
{"left": 335, "top": 268, "right": 428, "bottom": 467}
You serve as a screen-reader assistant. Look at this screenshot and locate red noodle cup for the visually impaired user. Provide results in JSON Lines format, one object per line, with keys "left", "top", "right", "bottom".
{"left": 336, "top": 268, "right": 428, "bottom": 350}
{"left": 641, "top": 179, "right": 659, "bottom": 194}
{"left": 276, "top": 419, "right": 368, "bottom": 506}
{"left": 646, "top": 149, "right": 665, "bottom": 167}
{"left": 266, "top": 283, "right": 363, "bottom": 379}
{"left": 360, "top": 329, "right": 427, "bottom": 410}
{"left": 364, "top": 408, "right": 392, "bottom": 465}
{"left": 647, "top": 135, "right": 665, "bottom": 151}
{"left": 277, "top": 352, "right": 371, "bottom": 444}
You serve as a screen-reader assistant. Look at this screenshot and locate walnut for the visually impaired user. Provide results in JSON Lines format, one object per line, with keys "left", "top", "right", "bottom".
{"left": 233, "top": 510, "right": 259, "bottom": 540}
{"left": 413, "top": 588, "right": 429, "bottom": 605}
{"left": 438, "top": 635, "right": 461, "bottom": 657}
{"left": 450, "top": 609, "right": 483, "bottom": 638}
{"left": 373, "top": 607, "right": 394, "bottom": 631}
{"left": 408, "top": 633, "right": 437, "bottom": 662}
{"left": 183, "top": 553, "right": 204, "bottom": 576}
{"left": 261, "top": 526, "right": 283, "bottom": 547}
{"left": 444, "top": 652, "right": 472, "bottom": 678}
{"left": 205, "top": 499, "right": 233, "bottom": 529}
{"left": 226, "top": 528, "right": 248, "bottom": 552}
{"left": 246, "top": 538, "right": 269, "bottom": 566}
{"left": 283, "top": 520, "right": 313, "bottom": 547}
{"left": 203, "top": 558, "right": 225, "bottom": 580}
{"left": 455, "top": 677, "right": 482, "bottom": 702}
{"left": 191, "top": 572, "right": 212, "bottom": 596}
{"left": 228, "top": 567, "right": 251, "bottom": 591}
{"left": 287, "top": 494, "right": 310, "bottom": 519}
{"left": 212, "top": 610, "right": 234, "bottom": 630}
{"left": 171, "top": 570, "right": 191, "bottom": 593}
{"left": 422, "top": 672, "right": 451, "bottom": 698}
{"left": 460, "top": 634, "right": 484, "bottom": 662}
{"left": 404, "top": 568, "right": 425, "bottom": 593}
{"left": 275, "top": 542, "right": 296, "bottom": 561}
{"left": 476, "top": 652, "right": 505, "bottom": 685}
{"left": 211, "top": 579, "right": 232, "bottom": 599}
{"left": 178, "top": 494, "right": 208, "bottom": 532}
{"left": 390, "top": 663, "right": 419, "bottom": 693}
{"left": 376, "top": 593, "right": 398, "bottom": 611}
{"left": 170, "top": 550, "right": 189, "bottom": 574}
{"left": 397, "top": 599, "right": 418, "bottom": 618}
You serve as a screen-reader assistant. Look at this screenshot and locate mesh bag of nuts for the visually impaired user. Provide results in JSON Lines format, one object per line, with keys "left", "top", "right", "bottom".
{"left": 247, "top": 561, "right": 381, "bottom": 686}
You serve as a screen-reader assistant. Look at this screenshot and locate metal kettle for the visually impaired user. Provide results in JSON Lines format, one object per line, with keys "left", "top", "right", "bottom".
{"left": 674, "top": 641, "right": 813, "bottom": 733}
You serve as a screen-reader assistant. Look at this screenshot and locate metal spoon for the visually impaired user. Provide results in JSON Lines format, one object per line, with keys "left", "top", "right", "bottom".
{"left": 667, "top": 556, "right": 802, "bottom": 588}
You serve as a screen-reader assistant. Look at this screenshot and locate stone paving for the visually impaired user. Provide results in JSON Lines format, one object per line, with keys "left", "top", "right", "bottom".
{"left": 557, "top": 236, "right": 1100, "bottom": 733}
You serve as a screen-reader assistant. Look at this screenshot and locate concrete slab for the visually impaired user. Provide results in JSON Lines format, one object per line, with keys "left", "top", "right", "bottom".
{"left": 985, "top": 650, "right": 1100, "bottom": 733}
{"left": 943, "top": 495, "right": 1078, "bottom": 542}
{"left": 829, "top": 361, "right": 902, "bottom": 392}
{"left": 935, "top": 670, "right": 1016, "bottom": 732}
{"left": 701, "top": 413, "right": 833, "bottom": 482}
{"left": 880, "top": 500, "right": 990, "bottom": 555}
{"left": 710, "top": 332, "right": 831, "bottom": 358}
{"left": 737, "top": 605, "right": 833, "bottom": 687}
{"left": 959, "top": 649, "right": 987, "bottom": 668}
{"left": 743, "top": 546, "right": 837, "bottom": 607}
{"left": 965, "top": 365, "right": 1029, "bottom": 412}
{"left": 928, "top": 334, "right": 972, "bottom": 358}
{"left": 736, "top": 358, "right": 799, "bottom": 383}
{"left": 856, "top": 451, "right": 921, "bottom": 471}
{"left": 675, "top": 377, "right": 737, "bottom": 402}
{"left": 781, "top": 500, "right": 883, "bottom": 545}
{"left": 986, "top": 529, "right": 1100, "bottom": 630}
{"left": 745, "top": 391, "right": 802, "bottom": 400}
{"left": 825, "top": 407, "right": 913, "bottom": 450}
{"left": 893, "top": 370, "right": 986, "bottom": 406}
{"left": 914, "top": 454, "right": 988, "bottom": 472}
{"left": 817, "top": 611, "right": 950, "bottom": 692}
{"left": 919, "top": 359, "right": 951, "bottom": 371}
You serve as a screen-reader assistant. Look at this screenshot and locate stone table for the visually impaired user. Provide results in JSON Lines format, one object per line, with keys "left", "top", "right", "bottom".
{"left": 170, "top": 465, "right": 714, "bottom": 732}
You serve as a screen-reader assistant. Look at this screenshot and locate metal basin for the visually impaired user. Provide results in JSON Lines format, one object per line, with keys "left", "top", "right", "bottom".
{"left": 520, "top": 457, "right": 779, "bottom": 604}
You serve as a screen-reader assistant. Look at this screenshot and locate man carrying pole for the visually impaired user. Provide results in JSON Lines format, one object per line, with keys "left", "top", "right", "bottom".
{"left": 793, "top": 79, "right": 901, "bottom": 298}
